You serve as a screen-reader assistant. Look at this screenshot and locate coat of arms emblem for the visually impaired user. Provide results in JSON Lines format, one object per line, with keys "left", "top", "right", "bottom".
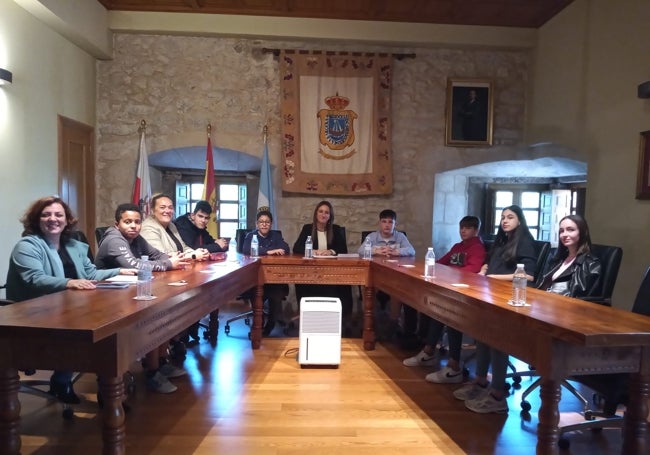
{"left": 317, "top": 93, "right": 358, "bottom": 159}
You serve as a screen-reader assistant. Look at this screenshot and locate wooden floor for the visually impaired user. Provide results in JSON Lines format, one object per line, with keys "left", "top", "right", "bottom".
{"left": 17, "top": 300, "right": 639, "bottom": 455}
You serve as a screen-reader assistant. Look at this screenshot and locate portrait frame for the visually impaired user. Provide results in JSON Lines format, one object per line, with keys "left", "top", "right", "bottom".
{"left": 445, "top": 78, "right": 494, "bottom": 147}
{"left": 636, "top": 130, "right": 650, "bottom": 199}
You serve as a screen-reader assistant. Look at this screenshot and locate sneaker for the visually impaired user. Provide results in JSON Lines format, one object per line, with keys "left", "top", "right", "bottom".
{"left": 453, "top": 382, "right": 489, "bottom": 401}
{"left": 465, "top": 392, "right": 509, "bottom": 414}
{"left": 147, "top": 371, "right": 177, "bottom": 394}
{"left": 425, "top": 365, "right": 464, "bottom": 384}
{"left": 159, "top": 362, "right": 188, "bottom": 379}
{"left": 403, "top": 350, "right": 437, "bottom": 367}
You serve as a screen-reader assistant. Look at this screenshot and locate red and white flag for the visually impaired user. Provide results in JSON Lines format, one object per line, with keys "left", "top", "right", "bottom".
{"left": 132, "top": 125, "right": 152, "bottom": 216}
{"left": 202, "top": 132, "right": 218, "bottom": 238}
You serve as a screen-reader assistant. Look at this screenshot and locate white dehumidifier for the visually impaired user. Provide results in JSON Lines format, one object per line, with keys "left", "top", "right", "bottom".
{"left": 298, "top": 297, "right": 342, "bottom": 367}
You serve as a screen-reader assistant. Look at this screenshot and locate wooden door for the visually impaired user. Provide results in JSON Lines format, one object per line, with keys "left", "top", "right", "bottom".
{"left": 58, "top": 115, "right": 96, "bottom": 250}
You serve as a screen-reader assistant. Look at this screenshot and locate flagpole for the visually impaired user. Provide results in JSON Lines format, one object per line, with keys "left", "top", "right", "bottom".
{"left": 202, "top": 123, "right": 218, "bottom": 238}
{"left": 257, "top": 124, "right": 276, "bottom": 230}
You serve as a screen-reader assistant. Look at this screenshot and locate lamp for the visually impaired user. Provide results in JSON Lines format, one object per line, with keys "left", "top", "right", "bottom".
{"left": 0, "top": 68, "right": 12, "bottom": 85}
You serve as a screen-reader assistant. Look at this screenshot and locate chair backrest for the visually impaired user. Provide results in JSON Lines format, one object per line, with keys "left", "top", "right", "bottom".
{"left": 631, "top": 266, "right": 650, "bottom": 316}
{"left": 532, "top": 240, "right": 551, "bottom": 287}
{"left": 586, "top": 243, "right": 623, "bottom": 305}
{"left": 70, "top": 230, "right": 95, "bottom": 262}
{"left": 95, "top": 226, "right": 109, "bottom": 246}
{"left": 235, "top": 229, "right": 252, "bottom": 254}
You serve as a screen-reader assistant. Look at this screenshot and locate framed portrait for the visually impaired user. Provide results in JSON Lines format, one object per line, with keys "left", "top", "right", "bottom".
{"left": 636, "top": 130, "right": 650, "bottom": 199}
{"left": 445, "top": 78, "right": 494, "bottom": 147}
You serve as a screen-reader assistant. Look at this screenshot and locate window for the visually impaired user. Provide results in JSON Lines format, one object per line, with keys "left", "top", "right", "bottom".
{"left": 175, "top": 179, "right": 247, "bottom": 239}
{"left": 487, "top": 184, "right": 585, "bottom": 244}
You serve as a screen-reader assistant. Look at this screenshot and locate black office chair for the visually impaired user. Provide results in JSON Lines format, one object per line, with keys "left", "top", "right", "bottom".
{"left": 95, "top": 226, "right": 109, "bottom": 247}
{"left": 552, "top": 265, "right": 650, "bottom": 449}
{"left": 581, "top": 243, "right": 623, "bottom": 305}
{"left": 518, "top": 244, "right": 624, "bottom": 412}
{"left": 224, "top": 229, "right": 281, "bottom": 338}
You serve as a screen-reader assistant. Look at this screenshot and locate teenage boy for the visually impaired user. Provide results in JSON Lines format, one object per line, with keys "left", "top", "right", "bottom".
{"left": 403, "top": 216, "right": 486, "bottom": 383}
{"left": 174, "top": 200, "right": 227, "bottom": 253}
{"left": 95, "top": 203, "right": 190, "bottom": 394}
{"left": 95, "top": 203, "right": 189, "bottom": 271}
{"left": 358, "top": 209, "right": 416, "bottom": 344}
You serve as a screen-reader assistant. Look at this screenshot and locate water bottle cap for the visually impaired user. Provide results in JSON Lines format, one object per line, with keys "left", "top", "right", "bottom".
{"left": 142, "top": 255, "right": 149, "bottom": 261}
{"left": 517, "top": 263, "right": 524, "bottom": 267}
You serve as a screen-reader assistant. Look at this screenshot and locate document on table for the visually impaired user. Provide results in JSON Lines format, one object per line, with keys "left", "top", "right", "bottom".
{"left": 106, "top": 275, "right": 138, "bottom": 283}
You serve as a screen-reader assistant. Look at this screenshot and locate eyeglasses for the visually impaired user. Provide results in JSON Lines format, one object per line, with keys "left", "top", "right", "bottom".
{"left": 257, "top": 220, "right": 271, "bottom": 225}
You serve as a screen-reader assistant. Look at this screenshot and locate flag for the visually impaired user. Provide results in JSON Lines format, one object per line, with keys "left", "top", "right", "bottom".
{"left": 201, "top": 134, "right": 218, "bottom": 238}
{"left": 132, "top": 125, "right": 152, "bottom": 216}
{"left": 257, "top": 138, "right": 277, "bottom": 230}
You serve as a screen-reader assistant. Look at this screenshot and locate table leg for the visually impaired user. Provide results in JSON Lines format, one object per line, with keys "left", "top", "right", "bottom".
{"left": 537, "top": 377, "right": 561, "bottom": 455}
{"left": 250, "top": 284, "right": 264, "bottom": 349}
{"left": 363, "top": 285, "right": 376, "bottom": 350}
{"left": 207, "top": 309, "right": 219, "bottom": 343}
{"left": 98, "top": 375, "right": 126, "bottom": 455}
{"left": 0, "top": 368, "right": 21, "bottom": 454}
{"left": 622, "top": 372, "right": 649, "bottom": 455}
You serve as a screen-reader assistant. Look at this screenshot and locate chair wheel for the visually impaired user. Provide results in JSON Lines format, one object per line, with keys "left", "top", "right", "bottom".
{"left": 558, "top": 438, "right": 570, "bottom": 449}
{"left": 248, "top": 331, "right": 251, "bottom": 340}
{"left": 520, "top": 400, "right": 531, "bottom": 411}
{"left": 62, "top": 408, "right": 74, "bottom": 420}
{"left": 224, "top": 325, "right": 231, "bottom": 335}
{"left": 245, "top": 318, "right": 250, "bottom": 326}
{"left": 585, "top": 410, "right": 594, "bottom": 420}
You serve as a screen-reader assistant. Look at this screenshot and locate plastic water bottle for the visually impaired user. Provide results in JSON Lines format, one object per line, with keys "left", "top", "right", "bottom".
{"left": 136, "top": 255, "right": 153, "bottom": 299}
{"left": 512, "top": 263, "right": 528, "bottom": 306}
{"left": 304, "top": 235, "right": 313, "bottom": 258}
{"left": 251, "top": 234, "right": 259, "bottom": 257}
{"left": 363, "top": 236, "right": 372, "bottom": 260}
{"left": 424, "top": 247, "right": 436, "bottom": 278}
{"left": 228, "top": 237, "right": 238, "bottom": 261}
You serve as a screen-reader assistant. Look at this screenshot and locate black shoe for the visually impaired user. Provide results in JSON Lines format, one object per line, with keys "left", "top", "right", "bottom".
{"left": 169, "top": 340, "right": 187, "bottom": 361}
{"left": 49, "top": 379, "right": 81, "bottom": 404}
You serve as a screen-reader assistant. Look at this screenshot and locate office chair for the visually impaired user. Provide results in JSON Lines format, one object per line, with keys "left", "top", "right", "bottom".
{"left": 518, "top": 244, "right": 624, "bottom": 415}
{"left": 551, "top": 265, "right": 649, "bottom": 449}
{"left": 95, "top": 226, "right": 109, "bottom": 246}
{"left": 224, "top": 229, "right": 281, "bottom": 338}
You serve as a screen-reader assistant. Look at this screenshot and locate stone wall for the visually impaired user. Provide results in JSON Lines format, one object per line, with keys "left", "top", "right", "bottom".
{"left": 97, "top": 34, "right": 532, "bottom": 257}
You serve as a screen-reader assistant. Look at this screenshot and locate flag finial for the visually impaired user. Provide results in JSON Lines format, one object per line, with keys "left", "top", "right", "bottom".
{"left": 207, "top": 123, "right": 211, "bottom": 138}
{"left": 263, "top": 124, "right": 268, "bottom": 144}
{"left": 139, "top": 119, "right": 146, "bottom": 133}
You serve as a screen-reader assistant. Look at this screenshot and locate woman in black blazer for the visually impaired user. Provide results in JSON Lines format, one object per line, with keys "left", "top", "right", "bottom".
{"left": 293, "top": 200, "right": 354, "bottom": 320}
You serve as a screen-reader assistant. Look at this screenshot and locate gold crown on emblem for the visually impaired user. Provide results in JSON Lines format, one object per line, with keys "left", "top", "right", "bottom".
{"left": 324, "top": 93, "right": 350, "bottom": 110}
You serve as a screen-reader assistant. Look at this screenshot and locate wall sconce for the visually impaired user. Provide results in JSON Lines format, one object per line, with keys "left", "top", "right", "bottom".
{"left": 0, "top": 68, "right": 12, "bottom": 85}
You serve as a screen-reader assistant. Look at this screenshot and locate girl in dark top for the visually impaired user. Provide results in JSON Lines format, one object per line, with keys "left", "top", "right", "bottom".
{"left": 539, "top": 214, "right": 601, "bottom": 298}
{"left": 292, "top": 201, "right": 353, "bottom": 319}
{"left": 243, "top": 209, "right": 290, "bottom": 334}
{"left": 454, "top": 205, "right": 537, "bottom": 414}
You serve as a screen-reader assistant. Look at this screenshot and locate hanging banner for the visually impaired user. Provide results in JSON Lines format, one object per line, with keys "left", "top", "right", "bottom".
{"left": 280, "top": 51, "right": 393, "bottom": 195}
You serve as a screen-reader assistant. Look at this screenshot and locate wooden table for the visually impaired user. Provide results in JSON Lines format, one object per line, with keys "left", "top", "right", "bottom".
{"left": 1, "top": 255, "right": 648, "bottom": 455}
{"left": 253, "top": 255, "right": 650, "bottom": 455}
{"left": 0, "top": 258, "right": 257, "bottom": 455}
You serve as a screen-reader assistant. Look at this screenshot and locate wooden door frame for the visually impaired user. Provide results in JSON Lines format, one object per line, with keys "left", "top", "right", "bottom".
{"left": 57, "top": 115, "right": 96, "bottom": 246}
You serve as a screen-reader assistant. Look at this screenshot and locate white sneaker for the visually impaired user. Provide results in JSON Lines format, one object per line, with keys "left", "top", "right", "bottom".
{"left": 402, "top": 350, "right": 437, "bottom": 367}
{"left": 465, "top": 392, "right": 509, "bottom": 414}
{"left": 425, "top": 365, "right": 463, "bottom": 384}
{"left": 147, "top": 371, "right": 177, "bottom": 394}
{"left": 159, "top": 362, "right": 188, "bottom": 378}
{"left": 452, "top": 382, "right": 489, "bottom": 401}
